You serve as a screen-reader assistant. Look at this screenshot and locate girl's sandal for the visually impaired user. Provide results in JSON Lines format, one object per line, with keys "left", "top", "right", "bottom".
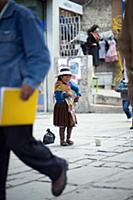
{"left": 60, "top": 141, "right": 69, "bottom": 146}
{"left": 66, "top": 140, "right": 74, "bottom": 145}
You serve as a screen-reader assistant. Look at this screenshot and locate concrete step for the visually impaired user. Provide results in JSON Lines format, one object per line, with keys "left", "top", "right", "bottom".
{"left": 76, "top": 89, "right": 122, "bottom": 113}
{"left": 91, "top": 89, "right": 122, "bottom": 113}
{"left": 92, "top": 89, "right": 121, "bottom": 106}
{"left": 94, "top": 94, "right": 121, "bottom": 106}
{"left": 90, "top": 104, "right": 123, "bottom": 113}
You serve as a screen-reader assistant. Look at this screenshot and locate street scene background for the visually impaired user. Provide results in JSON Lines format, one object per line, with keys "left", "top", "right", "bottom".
{"left": 6, "top": 1, "right": 132, "bottom": 200}
{"left": 7, "top": 113, "right": 133, "bottom": 200}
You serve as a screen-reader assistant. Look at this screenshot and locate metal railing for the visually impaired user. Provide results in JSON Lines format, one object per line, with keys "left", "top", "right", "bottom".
{"left": 59, "top": 14, "right": 81, "bottom": 57}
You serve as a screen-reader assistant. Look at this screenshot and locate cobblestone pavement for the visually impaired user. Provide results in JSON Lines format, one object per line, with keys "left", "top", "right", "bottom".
{"left": 7, "top": 113, "right": 133, "bottom": 200}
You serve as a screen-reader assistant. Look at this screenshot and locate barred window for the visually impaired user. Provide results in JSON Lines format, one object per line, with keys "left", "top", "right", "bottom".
{"left": 59, "top": 9, "right": 81, "bottom": 57}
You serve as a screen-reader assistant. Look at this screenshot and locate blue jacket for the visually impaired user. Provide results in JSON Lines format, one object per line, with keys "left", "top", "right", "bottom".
{"left": 54, "top": 81, "right": 81, "bottom": 103}
{"left": 0, "top": 0, "right": 51, "bottom": 88}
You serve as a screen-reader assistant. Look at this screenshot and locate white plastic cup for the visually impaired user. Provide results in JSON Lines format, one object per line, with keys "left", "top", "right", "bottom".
{"left": 95, "top": 139, "right": 101, "bottom": 146}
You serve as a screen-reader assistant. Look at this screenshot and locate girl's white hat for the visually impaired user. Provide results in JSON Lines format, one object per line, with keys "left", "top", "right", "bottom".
{"left": 58, "top": 67, "right": 72, "bottom": 76}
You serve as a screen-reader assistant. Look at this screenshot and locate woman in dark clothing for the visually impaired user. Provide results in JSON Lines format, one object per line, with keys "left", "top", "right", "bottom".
{"left": 86, "top": 25, "right": 100, "bottom": 66}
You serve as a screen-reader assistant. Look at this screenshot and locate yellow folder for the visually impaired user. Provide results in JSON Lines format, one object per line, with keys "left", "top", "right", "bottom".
{"left": 0, "top": 88, "right": 38, "bottom": 126}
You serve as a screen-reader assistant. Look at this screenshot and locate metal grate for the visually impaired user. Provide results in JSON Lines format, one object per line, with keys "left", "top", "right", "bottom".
{"left": 59, "top": 10, "right": 81, "bottom": 57}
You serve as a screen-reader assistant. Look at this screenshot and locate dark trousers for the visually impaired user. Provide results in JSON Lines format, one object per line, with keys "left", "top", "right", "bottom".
{"left": 122, "top": 100, "right": 132, "bottom": 119}
{"left": 0, "top": 125, "right": 65, "bottom": 200}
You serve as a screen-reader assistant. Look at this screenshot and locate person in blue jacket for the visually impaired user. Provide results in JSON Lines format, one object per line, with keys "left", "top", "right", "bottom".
{"left": 120, "top": 78, "right": 132, "bottom": 120}
{"left": 54, "top": 67, "right": 81, "bottom": 146}
{"left": 0, "top": 1, "right": 68, "bottom": 199}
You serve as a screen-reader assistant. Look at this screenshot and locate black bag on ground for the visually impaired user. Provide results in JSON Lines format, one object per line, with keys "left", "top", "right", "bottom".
{"left": 43, "top": 128, "right": 55, "bottom": 145}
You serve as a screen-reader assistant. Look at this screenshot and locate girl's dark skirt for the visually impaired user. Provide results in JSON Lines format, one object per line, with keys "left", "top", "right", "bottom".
{"left": 53, "top": 101, "right": 77, "bottom": 127}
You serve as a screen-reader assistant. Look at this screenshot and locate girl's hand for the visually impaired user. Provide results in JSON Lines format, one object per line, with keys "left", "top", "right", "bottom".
{"left": 67, "top": 92, "right": 73, "bottom": 97}
{"left": 74, "top": 96, "right": 80, "bottom": 102}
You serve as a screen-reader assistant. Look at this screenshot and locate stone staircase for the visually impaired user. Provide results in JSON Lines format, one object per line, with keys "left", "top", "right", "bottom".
{"left": 91, "top": 89, "right": 123, "bottom": 113}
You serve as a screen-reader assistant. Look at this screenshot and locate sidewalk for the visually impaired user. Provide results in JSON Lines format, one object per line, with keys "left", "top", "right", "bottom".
{"left": 7, "top": 113, "right": 133, "bottom": 200}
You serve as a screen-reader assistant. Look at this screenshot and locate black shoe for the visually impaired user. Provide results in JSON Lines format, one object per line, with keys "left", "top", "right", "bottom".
{"left": 66, "top": 140, "right": 74, "bottom": 145}
{"left": 60, "top": 141, "right": 69, "bottom": 146}
{"left": 51, "top": 161, "right": 68, "bottom": 196}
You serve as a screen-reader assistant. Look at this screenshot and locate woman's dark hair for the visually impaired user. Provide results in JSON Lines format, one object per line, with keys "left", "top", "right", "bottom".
{"left": 57, "top": 76, "right": 62, "bottom": 81}
{"left": 57, "top": 74, "right": 69, "bottom": 81}
{"left": 87, "top": 24, "right": 99, "bottom": 34}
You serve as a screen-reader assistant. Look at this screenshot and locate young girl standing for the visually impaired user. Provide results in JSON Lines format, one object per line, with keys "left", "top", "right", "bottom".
{"left": 53, "top": 67, "right": 81, "bottom": 146}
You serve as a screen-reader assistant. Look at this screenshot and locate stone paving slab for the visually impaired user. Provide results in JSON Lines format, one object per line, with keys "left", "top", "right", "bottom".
{"left": 93, "top": 169, "right": 133, "bottom": 190}
{"left": 7, "top": 181, "right": 54, "bottom": 200}
{"left": 104, "top": 151, "right": 133, "bottom": 163}
{"left": 7, "top": 178, "right": 76, "bottom": 200}
{"left": 52, "top": 187, "right": 133, "bottom": 200}
{"left": 67, "top": 165, "right": 122, "bottom": 185}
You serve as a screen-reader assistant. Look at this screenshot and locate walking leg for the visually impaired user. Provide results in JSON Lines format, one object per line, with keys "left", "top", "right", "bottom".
{"left": 59, "top": 127, "right": 68, "bottom": 146}
{"left": 66, "top": 127, "right": 74, "bottom": 145}
{"left": 4, "top": 125, "right": 68, "bottom": 182}
{"left": 0, "top": 128, "right": 10, "bottom": 200}
{"left": 130, "top": 107, "right": 133, "bottom": 129}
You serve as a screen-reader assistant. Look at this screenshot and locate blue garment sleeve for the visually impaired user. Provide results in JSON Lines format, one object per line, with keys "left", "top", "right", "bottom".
{"left": 69, "top": 81, "right": 81, "bottom": 96}
{"left": 19, "top": 9, "right": 51, "bottom": 88}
